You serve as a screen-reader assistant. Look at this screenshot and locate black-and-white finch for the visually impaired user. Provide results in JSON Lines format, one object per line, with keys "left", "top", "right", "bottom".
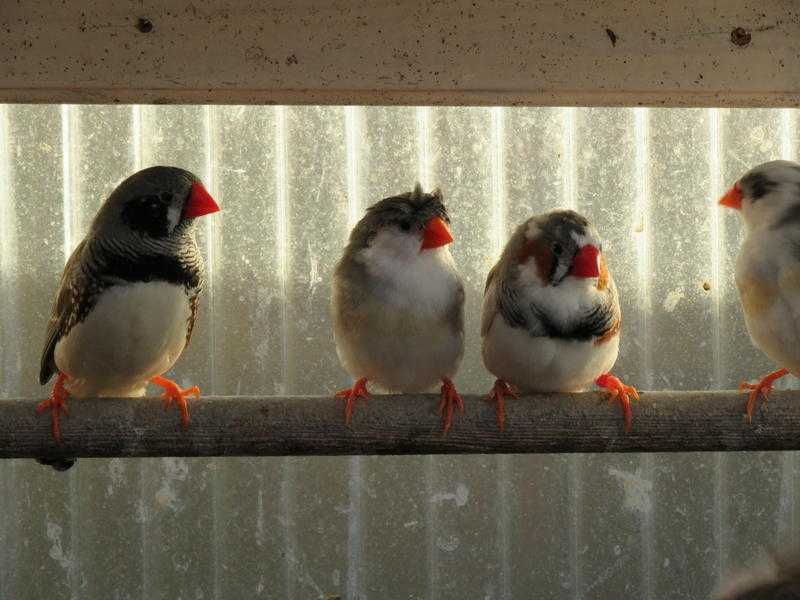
{"left": 719, "top": 160, "right": 800, "bottom": 420}
{"left": 481, "top": 209, "right": 638, "bottom": 431}
{"left": 38, "top": 165, "right": 220, "bottom": 445}
{"left": 331, "top": 184, "right": 465, "bottom": 433}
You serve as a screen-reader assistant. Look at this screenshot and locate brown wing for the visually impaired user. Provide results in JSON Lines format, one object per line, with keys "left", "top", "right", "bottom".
{"left": 39, "top": 241, "right": 86, "bottom": 385}
{"left": 185, "top": 291, "right": 200, "bottom": 347}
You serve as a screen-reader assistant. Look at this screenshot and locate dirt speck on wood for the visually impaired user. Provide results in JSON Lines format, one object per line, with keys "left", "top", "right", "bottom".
{"left": 605, "top": 28, "right": 618, "bottom": 47}
{"left": 136, "top": 17, "right": 154, "bottom": 34}
{"left": 730, "top": 27, "right": 751, "bottom": 47}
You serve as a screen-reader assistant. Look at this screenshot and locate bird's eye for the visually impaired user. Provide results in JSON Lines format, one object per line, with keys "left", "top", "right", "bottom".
{"left": 552, "top": 242, "right": 563, "bottom": 256}
{"left": 142, "top": 194, "right": 160, "bottom": 211}
{"left": 399, "top": 220, "right": 411, "bottom": 232}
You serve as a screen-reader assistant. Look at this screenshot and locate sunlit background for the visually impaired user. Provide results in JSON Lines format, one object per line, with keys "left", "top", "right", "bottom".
{"left": 0, "top": 105, "right": 797, "bottom": 599}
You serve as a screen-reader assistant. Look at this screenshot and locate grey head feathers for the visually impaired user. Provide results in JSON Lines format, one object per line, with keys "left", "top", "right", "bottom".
{"left": 495, "top": 209, "right": 598, "bottom": 288}
{"left": 732, "top": 160, "right": 800, "bottom": 233}
{"left": 39, "top": 166, "right": 208, "bottom": 386}
{"left": 344, "top": 184, "right": 449, "bottom": 252}
{"left": 93, "top": 165, "right": 201, "bottom": 242}
{"left": 738, "top": 160, "right": 800, "bottom": 203}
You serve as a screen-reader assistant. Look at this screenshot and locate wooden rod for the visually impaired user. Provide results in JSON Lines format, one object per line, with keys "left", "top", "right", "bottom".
{"left": 2, "top": 391, "right": 798, "bottom": 460}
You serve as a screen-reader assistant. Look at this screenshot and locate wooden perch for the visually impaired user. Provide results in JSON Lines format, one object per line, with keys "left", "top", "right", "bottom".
{"left": 2, "top": 391, "right": 800, "bottom": 460}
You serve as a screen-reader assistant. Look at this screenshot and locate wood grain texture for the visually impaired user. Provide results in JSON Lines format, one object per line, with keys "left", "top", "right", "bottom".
{"left": 5, "top": 391, "right": 800, "bottom": 459}
{"left": 0, "top": 1, "right": 798, "bottom": 106}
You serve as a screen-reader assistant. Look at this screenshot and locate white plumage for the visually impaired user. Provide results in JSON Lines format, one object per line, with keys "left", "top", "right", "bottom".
{"left": 482, "top": 313, "right": 619, "bottom": 393}
{"left": 55, "top": 281, "right": 191, "bottom": 397}
{"left": 736, "top": 229, "right": 800, "bottom": 374}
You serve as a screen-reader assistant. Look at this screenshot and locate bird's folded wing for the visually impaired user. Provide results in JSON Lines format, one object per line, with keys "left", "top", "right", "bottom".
{"left": 446, "top": 277, "right": 466, "bottom": 335}
{"left": 480, "top": 266, "right": 500, "bottom": 336}
{"left": 529, "top": 294, "right": 619, "bottom": 341}
{"left": 39, "top": 240, "right": 86, "bottom": 385}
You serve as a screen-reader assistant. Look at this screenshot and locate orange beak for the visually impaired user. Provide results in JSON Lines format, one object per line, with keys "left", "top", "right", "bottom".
{"left": 719, "top": 183, "right": 743, "bottom": 210}
{"left": 571, "top": 244, "right": 600, "bottom": 278}
{"left": 420, "top": 216, "right": 454, "bottom": 250}
{"left": 183, "top": 181, "right": 220, "bottom": 219}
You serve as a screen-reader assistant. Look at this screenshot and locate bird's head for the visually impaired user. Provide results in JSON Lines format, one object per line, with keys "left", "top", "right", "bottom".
{"left": 719, "top": 160, "right": 800, "bottom": 231}
{"left": 515, "top": 209, "right": 605, "bottom": 288}
{"left": 348, "top": 184, "right": 453, "bottom": 260}
{"left": 95, "top": 166, "right": 220, "bottom": 242}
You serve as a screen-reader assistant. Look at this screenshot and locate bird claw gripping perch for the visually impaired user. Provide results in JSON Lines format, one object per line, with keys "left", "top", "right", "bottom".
{"left": 486, "top": 379, "right": 519, "bottom": 432}
{"left": 740, "top": 368, "right": 789, "bottom": 422}
{"left": 438, "top": 377, "right": 464, "bottom": 435}
{"left": 37, "top": 372, "right": 70, "bottom": 443}
{"left": 336, "top": 377, "right": 371, "bottom": 424}
{"left": 150, "top": 375, "right": 200, "bottom": 430}
{"left": 595, "top": 373, "right": 639, "bottom": 433}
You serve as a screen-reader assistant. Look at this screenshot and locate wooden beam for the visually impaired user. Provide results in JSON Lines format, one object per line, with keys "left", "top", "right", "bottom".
{"left": 1, "top": 1, "right": 798, "bottom": 107}
{"left": 2, "top": 391, "right": 800, "bottom": 460}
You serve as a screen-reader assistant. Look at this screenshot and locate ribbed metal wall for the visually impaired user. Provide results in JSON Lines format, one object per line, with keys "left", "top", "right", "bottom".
{"left": 0, "top": 105, "right": 797, "bottom": 599}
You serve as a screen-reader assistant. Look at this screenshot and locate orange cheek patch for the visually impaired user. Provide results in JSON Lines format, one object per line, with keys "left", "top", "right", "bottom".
{"left": 518, "top": 239, "right": 553, "bottom": 284}
{"left": 597, "top": 255, "right": 610, "bottom": 291}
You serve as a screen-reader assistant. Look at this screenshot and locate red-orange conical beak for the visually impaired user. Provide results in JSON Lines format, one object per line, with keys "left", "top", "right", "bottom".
{"left": 183, "top": 181, "right": 220, "bottom": 219}
{"left": 719, "top": 183, "right": 743, "bottom": 210}
{"left": 571, "top": 244, "right": 600, "bottom": 278}
{"left": 421, "top": 216, "right": 454, "bottom": 250}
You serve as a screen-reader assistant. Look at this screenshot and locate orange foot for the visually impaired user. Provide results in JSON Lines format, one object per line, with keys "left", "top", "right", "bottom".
{"left": 336, "top": 377, "right": 371, "bottom": 424}
{"left": 438, "top": 377, "right": 464, "bottom": 435}
{"left": 150, "top": 375, "right": 200, "bottom": 430}
{"left": 37, "top": 372, "right": 70, "bottom": 443}
{"left": 595, "top": 373, "right": 639, "bottom": 433}
{"left": 740, "top": 368, "right": 789, "bottom": 422}
{"left": 486, "top": 379, "right": 518, "bottom": 432}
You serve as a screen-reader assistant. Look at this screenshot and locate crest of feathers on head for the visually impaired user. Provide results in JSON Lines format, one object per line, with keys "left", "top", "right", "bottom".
{"left": 346, "top": 183, "right": 447, "bottom": 249}
{"left": 411, "top": 182, "right": 442, "bottom": 201}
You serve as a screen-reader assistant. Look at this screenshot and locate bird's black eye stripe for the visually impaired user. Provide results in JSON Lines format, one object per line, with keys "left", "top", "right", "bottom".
{"left": 122, "top": 194, "right": 170, "bottom": 238}
{"left": 743, "top": 172, "right": 778, "bottom": 201}
{"left": 140, "top": 194, "right": 165, "bottom": 209}
{"left": 399, "top": 219, "right": 411, "bottom": 232}
{"left": 552, "top": 242, "right": 563, "bottom": 256}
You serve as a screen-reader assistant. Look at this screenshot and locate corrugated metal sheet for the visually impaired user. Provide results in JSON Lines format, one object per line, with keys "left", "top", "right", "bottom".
{"left": 0, "top": 105, "right": 797, "bottom": 599}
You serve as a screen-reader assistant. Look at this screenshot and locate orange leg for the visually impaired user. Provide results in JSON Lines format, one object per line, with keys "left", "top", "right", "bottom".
{"left": 336, "top": 377, "right": 371, "bottom": 424}
{"left": 486, "top": 379, "right": 519, "bottom": 432}
{"left": 740, "top": 368, "right": 789, "bottom": 422}
{"left": 150, "top": 375, "right": 200, "bottom": 430}
{"left": 438, "top": 377, "right": 464, "bottom": 435}
{"left": 595, "top": 373, "right": 640, "bottom": 433}
{"left": 37, "top": 372, "right": 70, "bottom": 444}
